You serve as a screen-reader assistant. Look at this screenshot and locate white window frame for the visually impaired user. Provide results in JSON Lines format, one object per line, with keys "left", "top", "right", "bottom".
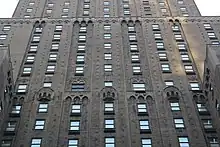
{"left": 63, "top": 8, "right": 69, "bottom": 13}
{"left": 139, "top": 120, "right": 150, "bottom": 130}
{"left": 156, "top": 42, "right": 164, "bottom": 49}
{"left": 26, "top": 8, "right": 33, "bottom": 13}
{"left": 79, "top": 35, "right": 86, "bottom": 41}
{"left": 208, "top": 32, "right": 216, "bottom": 39}
{"left": 79, "top": 27, "right": 87, "bottom": 32}
{"left": 196, "top": 103, "right": 208, "bottom": 112}
{"left": 53, "top": 34, "right": 61, "bottom": 40}
{"left": 76, "top": 55, "right": 85, "bottom": 63}
{"left": 158, "top": 52, "right": 167, "bottom": 60}
{"left": 180, "top": 53, "right": 190, "bottom": 61}
{"left": 11, "top": 105, "right": 21, "bottom": 114}
{"left": 55, "top": 25, "right": 63, "bottom": 31}
{"left": 131, "top": 54, "right": 140, "bottom": 62}
{"left": 184, "top": 65, "right": 194, "bottom": 73}
{"left": 6, "top": 121, "right": 16, "bottom": 132}
{"left": 29, "top": 45, "right": 38, "bottom": 52}
{"left": 26, "top": 55, "right": 35, "bottom": 63}
{"left": 78, "top": 44, "right": 86, "bottom": 52}
{"left": 204, "top": 23, "right": 212, "bottom": 30}
{"left": 137, "top": 103, "right": 147, "bottom": 113}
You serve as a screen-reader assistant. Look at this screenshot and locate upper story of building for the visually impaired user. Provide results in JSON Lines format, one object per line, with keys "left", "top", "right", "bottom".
{"left": 12, "top": 0, "right": 201, "bottom": 19}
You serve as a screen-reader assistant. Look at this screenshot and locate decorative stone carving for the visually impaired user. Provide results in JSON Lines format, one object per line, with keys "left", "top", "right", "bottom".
{"left": 36, "top": 87, "right": 54, "bottom": 101}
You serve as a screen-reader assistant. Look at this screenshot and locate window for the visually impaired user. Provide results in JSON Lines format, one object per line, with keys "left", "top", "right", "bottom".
{"left": 31, "top": 138, "right": 42, "bottom": 147}
{"left": 132, "top": 83, "right": 146, "bottom": 91}
{"left": 211, "top": 41, "right": 220, "bottom": 45}
{"left": 152, "top": 24, "right": 160, "bottom": 30}
{"left": 46, "top": 9, "right": 52, "bottom": 14}
{"left": 29, "top": 45, "right": 38, "bottom": 52}
{"left": 129, "top": 34, "right": 137, "bottom": 41}
{"left": 161, "top": 8, "right": 167, "bottom": 12}
{"left": 43, "top": 82, "right": 52, "bottom": 88}
{"left": 32, "top": 35, "right": 40, "bottom": 42}
{"left": 184, "top": 65, "right": 194, "bottom": 73}
{"left": 161, "top": 63, "right": 171, "bottom": 72}
{"left": 105, "top": 138, "right": 115, "bottom": 147}
{"left": 202, "top": 119, "right": 213, "bottom": 129}
{"left": 178, "top": 137, "right": 189, "bottom": 147}
{"left": 6, "top": 121, "right": 16, "bottom": 132}
{"left": 49, "top": 53, "right": 58, "bottom": 62}
{"left": 34, "top": 120, "right": 45, "bottom": 130}
{"left": 104, "top": 33, "right": 112, "bottom": 39}
{"left": 139, "top": 120, "right": 150, "bottom": 131}
{"left": 104, "top": 1, "right": 110, "bottom": 6}
{"left": 24, "top": 15, "right": 30, "bottom": 18}
{"left": 143, "top": 1, "right": 149, "bottom": 5}
{"left": 51, "top": 43, "right": 59, "bottom": 51}
{"left": 0, "top": 34, "right": 7, "bottom": 40}
{"left": 64, "top": 2, "right": 70, "bottom": 6}
{"left": 104, "top": 14, "right": 110, "bottom": 17}
{"left": 172, "top": 25, "right": 180, "bottom": 31}
{"left": 154, "top": 33, "right": 162, "bottom": 39}
{"left": 55, "top": 25, "right": 62, "bottom": 31}
{"left": 177, "top": 0, "right": 184, "bottom": 4}
{"left": 29, "top": 2, "right": 35, "bottom": 6}
{"left": 128, "top": 26, "right": 135, "bottom": 32}
{"left": 177, "top": 43, "right": 186, "bottom": 51}
{"left": 71, "top": 104, "right": 81, "bottom": 114}
{"left": 174, "top": 118, "right": 185, "bottom": 128}
{"left": 156, "top": 42, "right": 164, "bottom": 49}
{"left": 104, "top": 7, "right": 110, "bottom": 13}
{"left": 104, "top": 81, "right": 113, "bottom": 87}
{"left": 105, "top": 119, "right": 115, "bottom": 129}
{"left": 170, "top": 102, "right": 180, "bottom": 111}
{"left": 23, "top": 67, "right": 32, "bottom": 75}
{"left": 174, "top": 34, "right": 183, "bottom": 40}
{"left": 63, "top": 8, "right": 69, "bottom": 13}
{"left": 124, "top": 9, "right": 130, "bottom": 15}
{"left": 209, "top": 137, "right": 219, "bottom": 147}
{"left": 68, "top": 139, "right": 78, "bottom": 147}
{"left": 38, "top": 103, "right": 48, "bottom": 113}
{"left": 159, "top": 2, "right": 165, "bottom": 6}
{"left": 132, "top": 65, "right": 142, "bottom": 74}
{"left": 26, "top": 55, "right": 35, "bottom": 63}
{"left": 3, "top": 25, "right": 11, "bottom": 31}
{"left": 72, "top": 83, "right": 85, "bottom": 91}
{"left": 79, "top": 35, "right": 86, "bottom": 41}
{"left": 208, "top": 32, "right": 216, "bottom": 39}
{"left": 165, "top": 80, "right": 174, "bottom": 86}
{"left": 70, "top": 120, "right": 80, "bottom": 131}
{"left": 141, "top": 138, "right": 152, "bottom": 147}
{"left": 104, "top": 43, "right": 112, "bottom": 49}
{"left": 130, "top": 44, "right": 138, "bottom": 52}
{"left": 203, "top": 23, "right": 212, "bottom": 30}
{"left": 61, "top": 14, "right": 68, "bottom": 18}
{"left": 123, "top": 4, "right": 129, "bottom": 8}
{"left": 180, "top": 7, "right": 186, "bottom": 11}
{"left": 104, "top": 102, "right": 114, "bottom": 113}
{"left": 35, "top": 27, "right": 42, "bottom": 33}
{"left": 77, "top": 44, "right": 86, "bottom": 52}
{"left": 75, "top": 66, "right": 84, "bottom": 75}
{"left": 183, "top": 13, "right": 189, "bottom": 17}
{"left": 180, "top": 53, "right": 190, "bottom": 62}
{"left": 76, "top": 55, "right": 85, "bottom": 63}
{"left": 137, "top": 104, "right": 147, "bottom": 114}
{"left": 104, "top": 24, "right": 111, "bottom": 31}
{"left": 189, "top": 82, "right": 200, "bottom": 90}
{"left": 104, "top": 64, "right": 112, "bottom": 72}
{"left": 83, "top": 10, "right": 89, "bottom": 16}
{"left": 79, "top": 27, "right": 87, "bottom": 32}
{"left": 197, "top": 103, "right": 208, "bottom": 113}
{"left": 17, "top": 84, "right": 27, "bottom": 93}
{"left": 11, "top": 105, "right": 21, "bottom": 114}
{"left": 158, "top": 52, "right": 168, "bottom": 60}
{"left": 53, "top": 34, "right": 61, "bottom": 40}
{"left": 84, "top": 4, "right": 90, "bottom": 9}
{"left": 1, "top": 140, "right": 12, "bottom": 147}
{"left": 26, "top": 8, "right": 33, "bottom": 13}
{"left": 104, "top": 53, "right": 112, "bottom": 60}
{"left": 131, "top": 54, "right": 140, "bottom": 62}
{"left": 46, "top": 65, "right": 56, "bottom": 73}
{"left": 47, "top": 3, "right": 54, "bottom": 7}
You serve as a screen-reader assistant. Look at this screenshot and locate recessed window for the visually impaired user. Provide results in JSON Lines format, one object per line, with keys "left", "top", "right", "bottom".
{"left": 180, "top": 7, "right": 186, "bottom": 11}
{"left": 104, "top": 33, "right": 112, "bottom": 39}
{"left": 83, "top": 10, "right": 89, "bottom": 16}
{"left": 61, "top": 14, "right": 68, "bottom": 18}
{"left": 124, "top": 9, "right": 130, "bottom": 15}
{"left": 105, "top": 138, "right": 115, "bottom": 147}
{"left": 84, "top": 4, "right": 90, "bottom": 9}
{"left": 48, "top": 3, "right": 54, "bottom": 7}
{"left": 75, "top": 66, "right": 84, "bottom": 75}
{"left": 209, "top": 137, "right": 219, "bottom": 147}
{"left": 55, "top": 25, "right": 63, "bottom": 31}
{"left": 105, "top": 119, "right": 115, "bottom": 129}
{"left": 184, "top": 65, "right": 194, "bottom": 73}
{"left": 131, "top": 54, "right": 140, "bottom": 62}
{"left": 64, "top": 2, "right": 70, "bottom": 6}
{"left": 49, "top": 53, "right": 58, "bottom": 62}
{"left": 3, "top": 25, "right": 11, "bottom": 31}
{"left": 104, "top": 1, "right": 110, "bottom": 6}
{"left": 26, "top": 8, "right": 33, "bottom": 13}
{"left": 183, "top": 13, "right": 189, "bottom": 17}
{"left": 1, "top": 140, "right": 12, "bottom": 147}
{"left": 141, "top": 138, "right": 152, "bottom": 147}
{"left": 79, "top": 27, "right": 87, "bottom": 32}
{"left": 43, "top": 82, "right": 52, "bottom": 88}
{"left": 78, "top": 44, "right": 86, "bottom": 52}
{"left": 208, "top": 32, "right": 216, "bottom": 39}
{"left": 170, "top": 102, "right": 180, "bottom": 111}
{"left": 104, "top": 53, "right": 112, "bottom": 60}
{"left": 132, "top": 65, "right": 142, "bottom": 74}
{"left": 161, "top": 63, "right": 171, "bottom": 72}
{"left": 72, "top": 83, "right": 85, "bottom": 91}
{"left": 68, "top": 139, "right": 78, "bottom": 147}
{"left": 177, "top": 43, "right": 186, "bottom": 51}
{"left": 11, "top": 105, "right": 21, "bottom": 114}
{"left": 174, "top": 34, "right": 183, "bottom": 40}
{"left": 51, "top": 43, "right": 59, "bottom": 51}
{"left": 31, "top": 138, "right": 42, "bottom": 147}
{"left": 152, "top": 24, "right": 160, "bottom": 30}
{"left": 38, "top": 103, "right": 48, "bottom": 113}
{"left": 174, "top": 118, "right": 185, "bottom": 128}
{"left": 196, "top": 103, "right": 208, "bottom": 113}
{"left": 104, "top": 102, "right": 114, "bottom": 113}
{"left": 104, "top": 81, "right": 113, "bottom": 87}
{"left": 139, "top": 120, "right": 150, "bottom": 132}
{"left": 128, "top": 26, "right": 135, "bottom": 32}
{"left": 0, "top": 34, "right": 7, "bottom": 40}
{"left": 79, "top": 35, "right": 86, "bottom": 41}
{"left": 211, "top": 41, "right": 220, "bottom": 45}
{"left": 24, "top": 15, "right": 31, "bottom": 18}
{"left": 53, "top": 34, "right": 61, "bottom": 40}
{"left": 189, "top": 82, "right": 200, "bottom": 90}
{"left": 154, "top": 33, "right": 162, "bottom": 39}
{"left": 6, "top": 121, "right": 16, "bottom": 132}
{"left": 123, "top": 4, "right": 129, "bottom": 8}
{"left": 32, "top": 35, "right": 41, "bottom": 42}
{"left": 84, "top": 0, "right": 90, "bottom": 2}
{"left": 161, "top": 8, "right": 167, "bottom": 12}
{"left": 156, "top": 42, "right": 164, "bottom": 50}
{"left": 104, "top": 43, "right": 112, "bottom": 49}
{"left": 34, "top": 120, "right": 45, "bottom": 130}
{"left": 104, "top": 14, "right": 110, "bottom": 17}
{"left": 63, "top": 8, "right": 69, "bottom": 13}
{"left": 104, "top": 64, "right": 112, "bottom": 72}
{"left": 29, "top": 45, "right": 38, "bottom": 52}
{"left": 71, "top": 104, "right": 81, "bottom": 114}
{"left": 76, "top": 55, "right": 85, "bottom": 63}
{"left": 70, "top": 120, "right": 80, "bottom": 131}
{"left": 46, "top": 9, "right": 52, "bottom": 14}
{"left": 137, "top": 103, "right": 147, "bottom": 114}
{"left": 132, "top": 83, "right": 146, "bottom": 91}
{"left": 158, "top": 52, "right": 168, "bottom": 60}
{"left": 29, "top": 2, "right": 35, "bottom": 6}
{"left": 104, "top": 24, "right": 111, "bottom": 31}
{"left": 17, "top": 84, "right": 27, "bottom": 93}
{"left": 178, "top": 137, "right": 189, "bottom": 147}
{"left": 129, "top": 34, "right": 137, "bottom": 41}
{"left": 46, "top": 65, "right": 56, "bottom": 73}
{"left": 203, "top": 23, "right": 212, "bottom": 30}
{"left": 202, "top": 119, "right": 213, "bottom": 129}
{"left": 159, "top": 2, "right": 165, "bottom": 6}
{"left": 23, "top": 67, "right": 32, "bottom": 75}
{"left": 104, "top": 7, "right": 110, "bottom": 13}
{"left": 165, "top": 80, "right": 174, "bottom": 86}
{"left": 177, "top": 0, "right": 184, "bottom": 4}
{"left": 130, "top": 44, "right": 138, "bottom": 52}
{"left": 172, "top": 25, "right": 180, "bottom": 31}
{"left": 180, "top": 53, "right": 190, "bottom": 62}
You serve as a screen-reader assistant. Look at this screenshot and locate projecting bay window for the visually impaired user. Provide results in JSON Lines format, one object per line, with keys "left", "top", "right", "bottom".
{"left": 132, "top": 83, "right": 146, "bottom": 92}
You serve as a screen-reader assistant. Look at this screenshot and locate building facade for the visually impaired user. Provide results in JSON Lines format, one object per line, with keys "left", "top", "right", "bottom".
{"left": 0, "top": 0, "right": 220, "bottom": 146}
